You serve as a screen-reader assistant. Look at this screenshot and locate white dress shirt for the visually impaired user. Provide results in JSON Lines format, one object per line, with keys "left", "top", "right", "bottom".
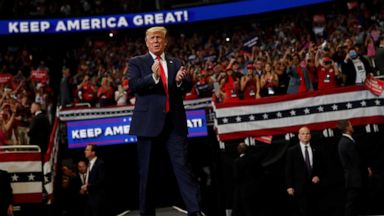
{"left": 299, "top": 143, "right": 313, "bottom": 167}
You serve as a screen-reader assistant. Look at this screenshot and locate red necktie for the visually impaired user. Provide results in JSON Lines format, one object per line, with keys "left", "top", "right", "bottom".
{"left": 156, "top": 56, "right": 169, "bottom": 112}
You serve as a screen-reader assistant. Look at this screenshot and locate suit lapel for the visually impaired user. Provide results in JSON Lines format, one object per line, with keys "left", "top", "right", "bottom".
{"left": 144, "top": 53, "right": 154, "bottom": 70}
{"left": 295, "top": 145, "right": 305, "bottom": 163}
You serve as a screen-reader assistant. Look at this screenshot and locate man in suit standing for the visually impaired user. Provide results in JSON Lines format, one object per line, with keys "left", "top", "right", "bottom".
{"left": 60, "top": 67, "right": 72, "bottom": 107}
{"left": 232, "top": 142, "right": 265, "bottom": 216}
{"left": 285, "top": 126, "right": 321, "bottom": 216}
{"left": 337, "top": 120, "right": 371, "bottom": 216}
{"left": 69, "top": 160, "right": 88, "bottom": 216}
{"left": 28, "top": 102, "right": 51, "bottom": 156}
{"left": 81, "top": 144, "right": 107, "bottom": 216}
{"left": 128, "top": 26, "right": 202, "bottom": 216}
{"left": 0, "top": 169, "right": 13, "bottom": 216}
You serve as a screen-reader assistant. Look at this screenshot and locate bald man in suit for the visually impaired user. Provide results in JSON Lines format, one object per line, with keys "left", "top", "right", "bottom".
{"left": 285, "top": 126, "right": 322, "bottom": 216}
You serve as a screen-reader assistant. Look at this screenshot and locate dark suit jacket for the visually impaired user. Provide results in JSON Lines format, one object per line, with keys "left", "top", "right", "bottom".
{"left": 85, "top": 158, "right": 107, "bottom": 216}
{"left": 87, "top": 158, "right": 106, "bottom": 197}
{"left": 67, "top": 174, "right": 87, "bottom": 216}
{"left": 285, "top": 143, "right": 322, "bottom": 197}
{"left": 28, "top": 112, "right": 51, "bottom": 154}
{"left": 0, "top": 169, "right": 12, "bottom": 215}
{"left": 374, "top": 47, "right": 384, "bottom": 76}
{"left": 128, "top": 53, "right": 193, "bottom": 137}
{"left": 232, "top": 150, "right": 265, "bottom": 216}
{"left": 338, "top": 135, "right": 363, "bottom": 188}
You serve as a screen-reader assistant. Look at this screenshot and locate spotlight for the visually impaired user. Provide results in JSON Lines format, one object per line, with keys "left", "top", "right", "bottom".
{"left": 109, "top": 32, "right": 114, "bottom": 38}
{"left": 225, "top": 37, "right": 230, "bottom": 42}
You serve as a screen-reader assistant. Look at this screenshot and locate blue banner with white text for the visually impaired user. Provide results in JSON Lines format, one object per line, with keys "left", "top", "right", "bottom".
{"left": 66, "top": 109, "right": 208, "bottom": 148}
{"left": 0, "top": 0, "right": 332, "bottom": 35}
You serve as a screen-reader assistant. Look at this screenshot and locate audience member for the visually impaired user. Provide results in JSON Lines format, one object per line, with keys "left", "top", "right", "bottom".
{"left": 240, "top": 64, "right": 260, "bottom": 99}
{"left": 260, "top": 62, "right": 278, "bottom": 97}
{"left": 97, "top": 77, "right": 114, "bottom": 107}
{"left": 0, "top": 103, "right": 18, "bottom": 145}
{"left": 374, "top": 36, "right": 384, "bottom": 76}
{"left": 60, "top": 67, "right": 72, "bottom": 107}
{"left": 341, "top": 47, "right": 372, "bottom": 86}
{"left": 315, "top": 56, "right": 340, "bottom": 90}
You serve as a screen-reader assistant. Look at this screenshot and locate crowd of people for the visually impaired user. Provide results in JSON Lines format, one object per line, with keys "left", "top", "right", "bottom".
{"left": 53, "top": 0, "right": 384, "bottom": 108}
{"left": 0, "top": 57, "right": 53, "bottom": 150}
{"left": 2, "top": 1, "right": 383, "bottom": 110}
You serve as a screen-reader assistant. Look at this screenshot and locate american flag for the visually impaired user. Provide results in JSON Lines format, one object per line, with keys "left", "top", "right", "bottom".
{"left": 213, "top": 86, "right": 384, "bottom": 141}
{"left": 0, "top": 117, "right": 60, "bottom": 205}
{"left": 43, "top": 117, "right": 60, "bottom": 204}
{"left": 0, "top": 150, "right": 43, "bottom": 204}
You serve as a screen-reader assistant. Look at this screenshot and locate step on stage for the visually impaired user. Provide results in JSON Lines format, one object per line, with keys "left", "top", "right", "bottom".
{"left": 117, "top": 206, "right": 187, "bottom": 216}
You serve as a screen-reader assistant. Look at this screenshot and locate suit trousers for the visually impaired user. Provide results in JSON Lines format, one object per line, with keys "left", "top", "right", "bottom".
{"left": 137, "top": 114, "right": 200, "bottom": 216}
{"left": 345, "top": 188, "right": 360, "bottom": 216}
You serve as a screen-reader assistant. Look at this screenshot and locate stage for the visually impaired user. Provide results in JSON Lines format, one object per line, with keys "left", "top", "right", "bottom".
{"left": 117, "top": 206, "right": 187, "bottom": 216}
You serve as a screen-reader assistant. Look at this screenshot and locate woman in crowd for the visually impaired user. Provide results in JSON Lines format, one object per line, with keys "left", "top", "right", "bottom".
{"left": 0, "top": 103, "right": 18, "bottom": 145}
{"left": 260, "top": 62, "right": 279, "bottom": 97}
{"left": 219, "top": 68, "right": 240, "bottom": 103}
{"left": 97, "top": 77, "right": 114, "bottom": 107}
{"left": 240, "top": 64, "right": 260, "bottom": 100}
{"left": 77, "top": 74, "right": 97, "bottom": 106}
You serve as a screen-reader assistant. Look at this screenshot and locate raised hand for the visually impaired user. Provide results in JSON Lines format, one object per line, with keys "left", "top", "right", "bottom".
{"left": 176, "top": 66, "right": 188, "bottom": 83}
{"left": 152, "top": 61, "right": 160, "bottom": 79}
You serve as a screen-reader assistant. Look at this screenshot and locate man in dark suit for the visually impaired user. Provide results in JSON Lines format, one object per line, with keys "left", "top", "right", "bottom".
{"left": 374, "top": 35, "right": 384, "bottom": 76}
{"left": 60, "top": 67, "right": 72, "bottom": 107}
{"left": 28, "top": 102, "right": 51, "bottom": 156}
{"left": 68, "top": 160, "right": 88, "bottom": 216}
{"left": 128, "top": 26, "right": 202, "bottom": 216}
{"left": 232, "top": 142, "right": 265, "bottom": 216}
{"left": 0, "top": 169, "right": 13, "bottom": 216}
{"left": 285, "top": 126, "right": 322, "bottom": 216}
{"left": 81, "top": 144, "right": 107, "bottom": 216}
{"left": 337, "top": 120, "right": 371, "bottom": 216}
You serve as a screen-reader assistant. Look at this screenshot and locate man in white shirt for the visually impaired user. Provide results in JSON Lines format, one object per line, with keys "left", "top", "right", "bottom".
{"left": 81, "top": 144, "right": 107, "bottom": 216}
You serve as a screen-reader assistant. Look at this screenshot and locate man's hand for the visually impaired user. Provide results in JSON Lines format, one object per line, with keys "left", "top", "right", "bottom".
{"left": 312, "top": 176, "right": 320, "bottom": 184}
{"left": 176, "top": 66, "right": 188, "bottom": 83}
{"left": 80, "top": 184, "right": 88, "bottom": 194}
{"left": 152, "top": 61, "right": 160, "bottom": 79}
{"left": 7, "top": 204, "right": 13, "bottom": 216}
{"left": 287, "top": 187, "right": 295, "bottom": 196}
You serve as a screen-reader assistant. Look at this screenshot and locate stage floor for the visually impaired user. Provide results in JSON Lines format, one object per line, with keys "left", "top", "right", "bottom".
{"left": 118, "top": 207, "right": 187, "bottom": 216}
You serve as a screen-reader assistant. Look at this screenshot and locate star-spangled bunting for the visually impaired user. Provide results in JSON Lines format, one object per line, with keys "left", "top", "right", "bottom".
{"left": 9, "top": 172, "right": 43, "bottom": 182}
{"left": 217, "top": 98, "right": 384, "bottom": 125}
{"left": 213, "top": 86, "right": 384, "bottom": 141}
